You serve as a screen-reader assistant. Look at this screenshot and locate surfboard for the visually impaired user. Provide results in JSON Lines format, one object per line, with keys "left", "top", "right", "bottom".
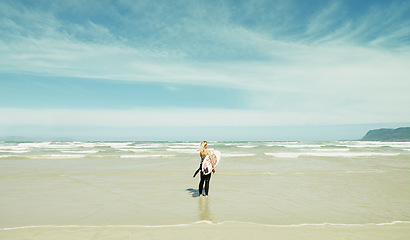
{"left": 201, "top": 150, "right": 221, "bottom": 175}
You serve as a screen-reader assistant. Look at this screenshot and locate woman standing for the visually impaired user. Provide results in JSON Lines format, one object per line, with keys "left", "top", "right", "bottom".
{"left": 198, "top": 141, "right": 213, "bottom": 197}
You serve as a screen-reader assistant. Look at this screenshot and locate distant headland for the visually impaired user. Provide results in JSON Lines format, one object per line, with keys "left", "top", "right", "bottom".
{"left": 361, "top": 127, "right": 410, "bottom": 142}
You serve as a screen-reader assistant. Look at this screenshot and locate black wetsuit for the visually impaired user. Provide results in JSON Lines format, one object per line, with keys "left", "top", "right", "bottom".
{"left": 198, "top": 157, "right": 211, "bottom": 196}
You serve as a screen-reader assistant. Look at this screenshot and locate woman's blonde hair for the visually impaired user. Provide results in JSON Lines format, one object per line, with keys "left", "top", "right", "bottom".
{"left": 199, "top": 141, "right": 207, "bottom": 151}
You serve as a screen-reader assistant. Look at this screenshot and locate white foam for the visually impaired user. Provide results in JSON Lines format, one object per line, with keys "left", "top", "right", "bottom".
{"left": 265, "top": 152, "right": 400, "bottom": 158}
{"left": 29, "top": 154, "right": 87, "bottom": 159}
{"left": 220, "top": 220, "right": 410, "bottom": 228}
{"left": 166, "top": 148, "right": 197, "bottom": 154}
{"left": 222, "top": 153, "right": 256, "bottom": 157}
{"left": 131, "top": 144, "right": 164, "bottom": 149}
{"left": 17, "top": 142, "right": 76, "bottom": 149}
{"left": 17, "top": 142, "right": 51, "bottom": 148}
{"left": 117, "top": 149, "right": 152, "bottom": 153}
{"left": 120, "top": 154, "right": 175, "bottom": 158}
{"left": 73, "top": 142, "right": 97, "bottom": 148}
{"left": 0, "top": 222, "right": 211, "bottom": 230}
{"left": 279, "top": 144, "right": 325, "bottom": 148}
{"left": 61, "top": 150, "right": 99, "bottom": 154}
{"left": 337, "top": 141, "right": 410, "bottom": 148}
{"left": 237, "top": 145, "right": 257, "bottom": 148}
{"left": 1, "top": 220, "right": 408, "bottom": 230}
{"left": 266, "top": 142, "right": 298, "bottom": 147}
{"left": 170, "top": 143, "right": 199, "bottom": 146}
{"left": 168, "top": 145, "right": 198, "bottom": 149}
{"left": 310, "top": 148, "right": 350, "bottom": 152}
{"left": 45, "top": 144, "right": 74, "bottom": 149}
{"left": 0, "top": 150, "right": 29, "bottom": 153}
{"left": 97, "top": 142, "right": 134, "bottom": 148}
{"left": 0, "top": 146, "right": 28, "bottom": 150}
{"left": 310, "top": 152, "right": 400, "bottom": 157}
{"left": 265, "top": 152, "right": 302, "bottom": 158}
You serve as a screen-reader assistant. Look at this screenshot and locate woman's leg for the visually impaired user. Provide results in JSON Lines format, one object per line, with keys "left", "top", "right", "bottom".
{"left": 199, "top": 172, "right": 205, "bottom": 196}
{"left": 204, "top": 174, "right": 212, "bottom": 196}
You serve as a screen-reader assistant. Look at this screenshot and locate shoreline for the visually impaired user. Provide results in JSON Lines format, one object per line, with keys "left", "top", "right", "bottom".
{"left": 2, "top": 220, "right": 410, "bottom": 230}
{"left": 1, "top": 221, "right": 409, "bottom": 240}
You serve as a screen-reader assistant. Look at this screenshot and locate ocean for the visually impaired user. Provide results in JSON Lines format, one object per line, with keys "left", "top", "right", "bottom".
{"left": 1, "top": 141, "right": 409, "bottom": 239}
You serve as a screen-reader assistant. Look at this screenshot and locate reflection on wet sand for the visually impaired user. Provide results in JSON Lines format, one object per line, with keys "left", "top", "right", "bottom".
{"left": 198, "top": 197, "right": 213, "bottom": 222}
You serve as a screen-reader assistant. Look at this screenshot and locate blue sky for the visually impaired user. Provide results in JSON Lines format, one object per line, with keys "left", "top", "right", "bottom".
{"left": 1, "top": 0, "right": 409, "bottom": 141}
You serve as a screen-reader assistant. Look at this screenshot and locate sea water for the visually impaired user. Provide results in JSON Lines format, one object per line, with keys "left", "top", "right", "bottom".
{"left": 1, "top": 141, "right": 409, "bottom": 239}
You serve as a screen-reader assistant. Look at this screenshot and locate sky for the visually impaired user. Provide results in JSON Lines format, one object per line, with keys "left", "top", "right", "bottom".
{"left": 0, "top": 0, "right": 409, "bottom": 141}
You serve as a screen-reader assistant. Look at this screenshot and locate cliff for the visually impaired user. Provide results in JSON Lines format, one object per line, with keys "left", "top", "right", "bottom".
{"left": 361, "top": 127, "right": 410, "bottom": 141}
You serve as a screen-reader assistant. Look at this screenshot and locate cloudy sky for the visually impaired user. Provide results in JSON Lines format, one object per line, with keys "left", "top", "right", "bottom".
{"left": 1, "top": 0, "right": 409, "bottom": 141}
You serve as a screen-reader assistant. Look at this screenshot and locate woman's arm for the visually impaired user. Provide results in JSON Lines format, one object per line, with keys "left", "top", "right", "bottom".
{"left": 207, "top": 150, "right": 216, "bottom": 169}
{"left": 201, "top": 150, "right": 215, "bottom": 169}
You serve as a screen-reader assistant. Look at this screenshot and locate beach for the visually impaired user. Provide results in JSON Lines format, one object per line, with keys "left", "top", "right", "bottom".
{"left": 1, "top": 141, "right": 409, "bottom": 239}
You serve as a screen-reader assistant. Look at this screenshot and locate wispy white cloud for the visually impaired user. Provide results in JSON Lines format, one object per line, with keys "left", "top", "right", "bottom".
{"left": 305, "top": 1, "right": 343, "bottom": 38}
{"left": 305, "top": 0, "right": 410, "bottom": 47}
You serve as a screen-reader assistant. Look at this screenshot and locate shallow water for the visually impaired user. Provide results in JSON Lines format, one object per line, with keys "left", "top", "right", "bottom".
{"left": 1, "top": 141, "right": 409, "bottom": 238}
